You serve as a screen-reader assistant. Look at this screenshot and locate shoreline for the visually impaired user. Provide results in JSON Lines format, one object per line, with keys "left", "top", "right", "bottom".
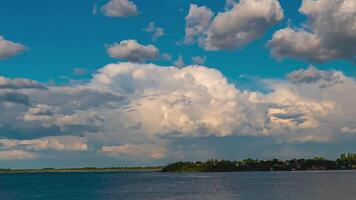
{"left": 0, "top": 167, "right": 162, "bottom": 174}
{"left": 0, "top": 168, "right": 355, "bottom": 174}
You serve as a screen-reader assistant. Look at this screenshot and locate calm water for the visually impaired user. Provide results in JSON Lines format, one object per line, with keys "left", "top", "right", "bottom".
{"left": 0, "top": 171, "right": 355, "bottom": 200}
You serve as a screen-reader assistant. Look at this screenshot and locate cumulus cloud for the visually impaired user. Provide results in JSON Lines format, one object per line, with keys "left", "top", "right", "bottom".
{"left": 101, "top": 0, "right": 139, "bottom": 17}
{"left": 0, "top": 136, "right": 88, "bottom": 152}
{"left": 183, "top": 4, "right": 214, "bottom": 45}
{"left": 91, "top": 63, "right": 344, "bottom": 140}
{"left": 0, "top": 77, "right": 46, "bottom": 90}
{"left": 101, "top": 143, "right": 166, "bottom": 159}
{"left": 205, "top": 0, "right": 284, "bottom": 50}
{"left": 0, "top": 36, "right": 26, "bottom": 60}
{"left": 143, "top": 22, "right": 165, "bottom": 42}
{"left": 0, "top": 83, "right": 123, "bottom": 140}
{"left": 0, "top": 150, "right": 37, "bottom": 160}
{"left": 1, "top": 63, "right": 356, "bottom": 161}
{"left": 268, "top": 0, "right": 356, "bottom": 63}
{"left": 184, "top": 0, "right": 284, "bottom": 50}
{"left": 106, "top": 40, "right": 160, "bottom": 62}
{"left": 287, "top": 66, "right": 345, "bottom": 88}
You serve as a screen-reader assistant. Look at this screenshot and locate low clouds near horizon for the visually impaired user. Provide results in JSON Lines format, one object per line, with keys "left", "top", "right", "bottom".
{"left": 0, "top": 62, "right": 355, "bottom": 161}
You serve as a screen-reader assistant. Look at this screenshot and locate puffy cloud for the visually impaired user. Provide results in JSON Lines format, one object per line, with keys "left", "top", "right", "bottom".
{"left": 101, "top": 143, "right": 166, "bottom": 159}
{"left": 1, "top": 63, "right": 356, "bottom": 162}
{"left": 0, "top": 136, "right": 88, "bottom": 152}
{"left": 101, "top": 0, "right": 139, "bottom": 17}
{"left": 106, "top": 40, "right": 160, "bottom": 63}
{"left": 205, "top": 0, "right": 284, "bottom": 50}
{"left": 0, "top": 77, "right": 46, "bottom": 90}
{"left": 143, "top": 22, "right": 165, "bottom": 42}
{"left": 0, "top": 150, "right": 37, "bottom": 160}
{"left": 268, "top": 0, "right": 356, "bottom": 63}
{"left": 0, "top": 36, "right": 26, "bottom": 60}
{"left": 184, "top": 0, "right": 284, "bottom": 50}
{"left": 287, "top": 66, "right": 345, "bottom": 88}
{"left": 91, "top": 62, "right": 340, "bottom": 140}
{"left": 0, "top": 83, "right": 124, "bottom": 140}
{"left": 184, "top": 4, "right": 214, "bottom": 45}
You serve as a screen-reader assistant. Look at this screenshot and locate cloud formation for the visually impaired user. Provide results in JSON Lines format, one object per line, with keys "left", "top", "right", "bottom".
{"left": 0, "top": 136, "right": 88, "bottom": 152}
{"left": 106, "top": 40, "right": 160, "bottom": 62}
{"left": 0, "top": 63, "right": 355, "bottom": 160}
{"left": 101, "top": 0, "right": 139, "bottom": 17}
{"left": 184, "top": 4, "right": 214, "bottom": 45}
{"left": 0, "top": 36, "right": 26, "bottom": 60}
{"left": 0, "top": 150, "right": 37, "bottom": 160}
{"left": 143, "top": 22, "right": 165, "bottom": 42}
{"left": 0, "top": 77, "right": 46, "bottom": 90}
{"left": 268, "top": 0, "right": 356, "bottom": 63}
{"left": 287, "top": 66, "right": 345, "bottom": 88}
{"left": 184, "top": 0, "right": 284, "bottom": 50}
{"left": 101, "top": 143, "right": 166, "bottom": 159}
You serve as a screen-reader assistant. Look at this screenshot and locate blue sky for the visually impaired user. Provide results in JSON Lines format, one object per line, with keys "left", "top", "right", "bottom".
{"left": 1, "top": 0, "right": 354, "bottom": 82}
{"left": 0, "top": 0, "right": 355, "bottom": 168}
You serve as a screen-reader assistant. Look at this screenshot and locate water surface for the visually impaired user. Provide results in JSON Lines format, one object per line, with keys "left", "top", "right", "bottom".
{"left": 0, "top": 171, "right": 355, "bottom": 200}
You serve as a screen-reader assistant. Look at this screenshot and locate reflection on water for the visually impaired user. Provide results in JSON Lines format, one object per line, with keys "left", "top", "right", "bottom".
{"left": 0, "top": 171, "right": 355, "bottom": 200}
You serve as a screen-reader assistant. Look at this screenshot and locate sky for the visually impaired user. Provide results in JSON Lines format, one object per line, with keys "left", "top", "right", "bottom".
{"left": 0, "top": 0, "right": 355, "bottom": 168}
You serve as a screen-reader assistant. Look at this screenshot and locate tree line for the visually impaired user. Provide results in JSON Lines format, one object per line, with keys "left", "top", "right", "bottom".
{"left": 161, "top": 153, "right": 356, "bottom": 172}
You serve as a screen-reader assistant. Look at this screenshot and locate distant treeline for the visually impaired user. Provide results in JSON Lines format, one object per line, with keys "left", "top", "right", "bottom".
{"left": 161, "top": 153, "right": 356, "bottom": 172}
{"left": 0, "top": 166, "right": 162, "bottom": 174}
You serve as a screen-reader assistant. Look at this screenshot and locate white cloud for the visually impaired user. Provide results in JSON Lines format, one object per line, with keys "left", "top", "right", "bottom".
{"left": 106, "top": 40, "right": 159, "bottom": 62}
{"left": 101, "top": 143, "right": 166, "bottom": 159}
{"left": 1, "top": 63, "right": 356, "bottom": 161}
{"left": 287, "top": 66, "right": 345, "bottom": 88}
{"left": 268, "top": 0, "right": 356, "bottom": 63}
{"left": 184, "top": 0, "right": 284, "bottom": 50}
{"left": 91, "top": 62, "right": 342, "bottom": 140}
{"left": 341, "top": 127, "right": 356, "bottom": 134}
{"left": 191, "top": 56, "right": 207, "bottom": 65}
{"left": 184, "top": 4, "right": 214, "bottom": 45}
{"left": 0, "top": 150, "right": 37, "bottom": 160}
{"left": 0, "top": 77, "right": 46, "bottom": 90}
{"left": 0, "top": 36, "right": 26, "bottom": 60}
{"left": 205, "top": 0, "right": 284, "bottom": 50}
{"left": 143, "top": 22, "right": 164, "bottom": 42}
{"left": 0, "top": 136, "right": 88, "bottom": 152}
{"left": 101, "top": 0, "right": 139, "bottom": 17}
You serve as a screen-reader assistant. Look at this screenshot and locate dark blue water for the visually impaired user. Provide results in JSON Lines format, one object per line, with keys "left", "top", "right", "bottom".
{"left": 0, "top": 171, "right": 355, "bottom": 200}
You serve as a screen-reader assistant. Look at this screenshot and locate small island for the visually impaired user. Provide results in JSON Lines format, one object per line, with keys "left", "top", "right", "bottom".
{"left": 161, "top": 153, "right": 356, "bottom": 172}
